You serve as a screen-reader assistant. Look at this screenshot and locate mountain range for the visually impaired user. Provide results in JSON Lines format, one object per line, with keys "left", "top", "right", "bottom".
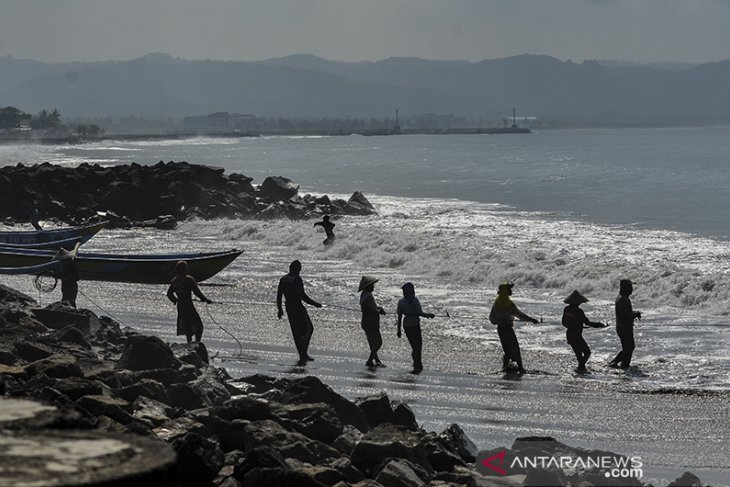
{"left": 1, "top": 52, "right": 729, "bottom": 124}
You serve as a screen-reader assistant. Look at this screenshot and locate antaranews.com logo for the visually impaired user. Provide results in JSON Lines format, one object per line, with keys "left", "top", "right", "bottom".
{"left": 477, "top": 449, "right": 643, "bottom": 481}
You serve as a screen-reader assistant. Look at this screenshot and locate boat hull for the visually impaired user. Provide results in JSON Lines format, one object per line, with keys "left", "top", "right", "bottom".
{"left": 0, "top": 222, "right": 108, "bottom": 245}
{"left": 0, "top": 248, "right": 242, "bottom": 284}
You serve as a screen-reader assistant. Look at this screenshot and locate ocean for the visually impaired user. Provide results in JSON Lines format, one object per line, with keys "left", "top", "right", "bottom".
{"left": 1, "top": 128, "right": 729, "bottom": 392}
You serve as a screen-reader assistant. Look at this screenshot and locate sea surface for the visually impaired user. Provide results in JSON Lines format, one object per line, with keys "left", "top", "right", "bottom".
{"left": 1, "top": 128, "right": 729, "bottom": 392}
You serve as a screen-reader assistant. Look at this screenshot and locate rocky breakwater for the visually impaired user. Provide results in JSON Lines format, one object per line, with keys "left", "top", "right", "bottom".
{"left": 0, "top": 161, "right": 376, "bottom": 229}
{"left": 0, "top": 284, "right": 707, "bottom": 487}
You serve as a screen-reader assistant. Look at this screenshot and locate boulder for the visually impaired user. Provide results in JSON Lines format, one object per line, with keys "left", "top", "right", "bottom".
{"left": 132, "top": 396, "right": 177, "bottom": 427}
{"left": 271, "top": 401, "right": 344, "bottom": 444}
{"left": 116, "top": 378, "right": 169, "bottom": 403}
{"left": 0, "top": 284, "right": 35, "bottom": 305}
{"left": 347, "top": 191, "right": 377, "bottom": 215}
{"left": 375, "top": 459, "right": 430, "bottom": 487}
{"left": 232, "top": 445, "right": 289, "bottom": 481}
{"left": 270, "top": 376, "right": 369, "bottom": 432}
{"left": 439, "top": 423, "right": 478, "bottom": 463}
{"left": 391, "top": 401, "right": 418, "bottom": 431}
{"left": 212, "top": 395, "right": 273, "bottom": 422}
{"left": 53, "top": 377, "right": 107, "bottom": 401}
{"left": 172, "top": 432, "right": 225, "bottom": 487}
{"left": 668, "top": 472, "right": 704, "bottom": 487}
{"left": 42, "top": 326, "right": 91, "bottom": 349}
{"left": 117, "top": 335, "right": 180, "bottom": 371}
{"left": 333, "top": 425, "right": 365, "bottom": 455}
{"left": 170, "top": 341, "right": 209, "bottom": 367}
{"left": 243, "top": 419, "right": 342, "bottom": 465}
{"left": 260, "top": 176, "right": 299, "bottom": 201}
{"left": 14, "top": 341, "right": 55, "bottom": 362}
{"left": 351, "top": 423, "right": 431, "bottom": 475}
{"left": 357, "top": 392, "right": 394, "bottom": 429}
{"left": 24, "top": 354, "right": 83, "bottom": 379}
{"left": 419, "top": 433, "right": 466, "bottom": 472}
{"left": 242, "top": 468, "right": 326, "bottom": 487}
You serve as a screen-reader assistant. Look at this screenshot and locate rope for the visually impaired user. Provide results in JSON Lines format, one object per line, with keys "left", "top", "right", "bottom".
{"left": 204, "top": 303, "right": 244, "bottom": 356}
{"left": 78, "top": 289, "right": 131, "bottom": 328}
{"left": 33, "top": 272, "right": 57, "bottom": 293}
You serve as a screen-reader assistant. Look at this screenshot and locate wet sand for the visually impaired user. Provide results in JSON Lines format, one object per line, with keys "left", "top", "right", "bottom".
{"left": 4, "top": 272, "right": 728, "bottom": 486}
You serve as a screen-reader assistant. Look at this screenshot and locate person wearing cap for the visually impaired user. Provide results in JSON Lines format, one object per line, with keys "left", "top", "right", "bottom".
{"left": 609, "top": 279, "right": 642, "bottom": 368}
{"left": 359, "top": 276, "right": 387, "bottom": 367}
{"left": 54, "top": 248, "right": 80, "bottom": 308}
{"left": 562, "top": 290, "right": 605, "bottom": 372}
{"left": 314, "top": 215, "right": 336, "bottom": 246}
{"left": 277, "top": 260, "right": 322, "bottom": 365}
{"left": 489, "top": 282, "right": 539, "bottom": 374}
{"left": 397, "top": 282, "right": 435, "bottom": 374}
{"left": 167, "top": 260, "right": 212, "bottom": 343}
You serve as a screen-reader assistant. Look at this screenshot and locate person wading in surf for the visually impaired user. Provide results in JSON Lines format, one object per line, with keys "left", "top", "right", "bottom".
{"left": 167, "top": 260, "right": 212, "bottom": 343}
{"left": 562, "top": 290, "right": 605, "bottom": 372}
{"left": 359, "top": 275, "right": 387, "bottom": 367}
{"left": 277, "top": 260, "right": 322, "bottom": 365}
{"left": 489, "top": 282, "right": 539, "bottom": 374}
{"left": 396, "top": 282, "right": 435, "bottom": 374}
{"left": 313, "top": 215, "right": 336, "bottom": 246}
{"left": 609, "top": 279, "right": 641, "bottom": 368}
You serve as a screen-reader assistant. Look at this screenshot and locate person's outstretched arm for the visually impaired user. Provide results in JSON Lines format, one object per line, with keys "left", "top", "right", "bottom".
{"left": 513, "top": 306, "right": 539, "bottom": 324}
{"left": 191, "top": 278, "right": 212, "bottom": 304}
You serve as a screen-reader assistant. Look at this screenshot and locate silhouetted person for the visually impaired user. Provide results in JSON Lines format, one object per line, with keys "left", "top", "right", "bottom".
{"left": 609, "top": 279, "right": 641, "bottom": 368}
{"left": 562, "top": 290, "right": 605, "bottom": 372}
{"left": 397, "top": 282, "right": 435, "bottom": 374}
{"left": 167, "top": 260, "right": 212, "bottom": 343}
{"left": 277, "top": 260, "right": 322, "bottom": 365}
{"left": 314, "top": 215, "right": 336, "bottom": 245}
{"left": 31, "top": 202, "right": 42, "bottom": 231}
{"left": 54, "top": 248, "right": 79, "bottom": 308}
{"left": 489, "top": 282, "right": 539, "bottom": 374}
{"left": 359, "top": 275, "right": 387, "bottom": 367}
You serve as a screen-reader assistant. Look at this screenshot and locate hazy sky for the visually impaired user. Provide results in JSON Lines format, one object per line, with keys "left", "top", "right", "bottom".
{"left": 2, "top": 0, "right": 730, "bottom": 64}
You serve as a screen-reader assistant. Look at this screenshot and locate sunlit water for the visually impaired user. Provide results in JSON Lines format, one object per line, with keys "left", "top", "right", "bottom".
{"left": 2, "top": 128, "right": 729, "bottom": 391}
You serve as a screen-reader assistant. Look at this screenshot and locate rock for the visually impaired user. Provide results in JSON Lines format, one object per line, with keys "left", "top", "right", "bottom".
{"left": 132, "top": 396, "right": 177, "bottom": 427}
{"left": 32, "top": 305, "right": 91, "bottom": 333}
{"left": 439, "top": 423, "right": 478, "bottom": 463}
{"left": 154, "top": 214, "right": 177, "bottom": 230}
{"left": 270, "top": 376, "right": 369, "bottom": 432}
{"left": 327, "top": 457, "right": 367, "bottom": 484}
{"left": 375, "top": 459, "right": 430, "bottom": 487}
{"left": 242, "top": 467, "right": 326, "bottom": 487}
{"left": 117, "top": 335, "right": 181, "bottom": 371}
{"left": 234, "top": 373, "right": 287, "bottom": 394}
{"left": 347, "top": 191, "right": 376, "bottom": 214}
{"left": 232, "top": 445, "right": 288, "bottom": 482}
{"left": 14, "top": 341, "right": 55, "bottom": 362}
{"left": 0, "top": 284, "right": 35, "bottom": 305}
{"left": 0, "top": 429, "right": 176, "bottom": 486}
{"left": 351, "top": 423, "right": 431, "bottom": 476}
{"left": 53, "top": 377, "right": 107, "bottom": 401}
{"left": 213, "top": 395, "right": 273, "bottom": 422}
{"left": 166, "top": 383, "right": 207, "bottom": 410}
{"left": 170, "top": 341, "right": 209, "bottom": 367}
{"left": 187, "top": 370, "right": 231, "bottom": 407}
{"left": 333, "top": 425, "right": 365, "bottom": 455}
{"left": 260, "top": 176, "right": 299, "bottom": 201}
{"left": 357, "top": 392, "right": 394, "bottom": 429}
{"left": 243, "top": 419, "right": 342, "bottom": 465}
{"left": 172, "top": 432, "right": 225, "bottom": 487}
{"left": 154, "top": 416, "right": 210, "bottom": 443}
{"left": 76, "top": 395, "right": 135, "bottom": 425}
{"left": 419, "top": 433, "right": 466, "bottom": 471}
{"left": 134, "top": 367, "right": 184, "bottom": 386}
{"left": 271, "top": 401, "right": 344, "bottom": 444}
{"left": 391, "top": 401, "right": 418, "bottom": 431}
{"left": 42, "top": 325, "right": 92, "bottom": 349}
{"left": 116, "top": 378, "right": 169, "bottom": 403}
{"left": 668, "top": 472, "right": 704, "bottom": 487}
{"left": 523, "top": 468, "right": 566, "bottom": 486}
{"left": 25, "top": 353, "right": 83, "bottom": 379}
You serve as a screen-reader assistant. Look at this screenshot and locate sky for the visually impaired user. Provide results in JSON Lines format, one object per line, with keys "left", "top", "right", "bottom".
{"left": 2, "top": 0, "right": 730, "bottom": 64}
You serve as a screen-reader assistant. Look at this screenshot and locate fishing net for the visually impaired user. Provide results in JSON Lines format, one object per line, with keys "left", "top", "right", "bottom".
{"left": 33, "top": 272, "right": 58, "bottom": 293}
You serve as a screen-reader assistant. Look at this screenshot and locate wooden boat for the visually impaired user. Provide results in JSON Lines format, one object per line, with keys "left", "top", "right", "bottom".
{"left": 0, "top": 260, "right": 62, "bottom": 276}
{"left": 0, "top": 248, "right": 242, "bottom": 284}
{"left": 0, "top": 221, "right": 107, "bottom": 246}
{"left": 0, "top": 235, "right": 88, "bottom": 250}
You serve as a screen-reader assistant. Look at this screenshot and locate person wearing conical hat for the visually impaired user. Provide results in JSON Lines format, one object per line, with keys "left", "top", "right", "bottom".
{"left": 359, "top": 276, "right": 387, "bottom": 367}
{"left": 562, "top": 290, "right": 605, "bottom": 372}
{"left": 489, "top": 282, "right": 539, "bottom": 374}
{"left": 167, "top": 260, "right": 212, "bottom": 343}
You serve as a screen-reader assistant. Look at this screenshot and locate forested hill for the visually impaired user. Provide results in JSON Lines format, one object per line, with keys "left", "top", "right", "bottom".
{"left": 1, "top": 52, "right": 729, "bottom": 124}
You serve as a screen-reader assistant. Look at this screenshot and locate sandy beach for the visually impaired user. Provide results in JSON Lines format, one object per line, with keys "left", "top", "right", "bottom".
{"left": 5, "top": 269, "right": 725, "bottom": 486}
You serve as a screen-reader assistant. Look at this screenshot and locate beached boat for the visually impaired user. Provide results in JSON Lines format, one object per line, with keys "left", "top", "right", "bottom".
{"left": 0, "top": 221, "right": 108, "bottom": 246}
{"left": 0, "top": 248, "right": 242, "bottom": 284}
{"left": 0, "top": 235, "right": 89, "bottom": 250}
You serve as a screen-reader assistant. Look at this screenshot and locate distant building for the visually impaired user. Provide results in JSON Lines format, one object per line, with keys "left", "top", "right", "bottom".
{"left": 183, "top": 112, "right": 261, "bottom": 134}
{"left": 503, "top": 116, "right": 539, "bottom": 128}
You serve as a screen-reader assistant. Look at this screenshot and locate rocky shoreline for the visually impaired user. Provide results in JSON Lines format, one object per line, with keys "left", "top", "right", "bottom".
{"left": 0, "top": 161, "right": 376, "bottom": 230}
{"left": 0, "top": 284, "right": 707, "bottom": 486}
